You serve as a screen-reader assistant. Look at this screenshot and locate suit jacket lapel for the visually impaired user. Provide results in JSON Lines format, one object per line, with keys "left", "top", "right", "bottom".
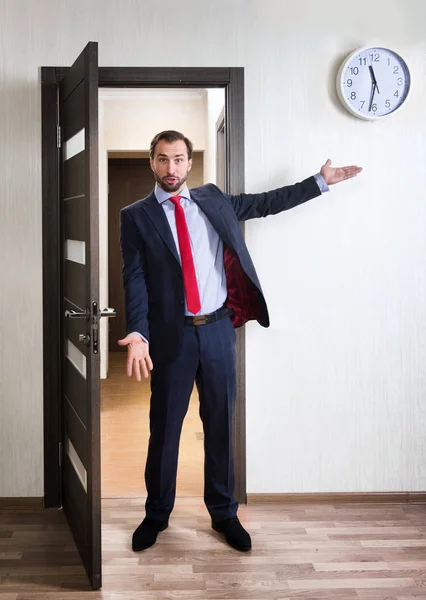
{"left": 140, "top": 191, "right": 180, "bottom": 264}
{"left": 190, "top": 187, "right": 234, "bottom": 248}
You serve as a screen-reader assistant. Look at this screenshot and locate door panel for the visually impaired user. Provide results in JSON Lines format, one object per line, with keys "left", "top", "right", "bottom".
{"left": 64, "top": 356, "right": 88, "bottom": 425}
{"left": 64, "top": 261, "right": 86, "bottom": 309}
{"left": 63, "top": 83, "right": 86, "bottom": 139}
{"left": 64, "top": 196, "right": 87, "bottom": 239}
{"left": 63, "top": 152, "right": 86, "bottom": 197}
{"left": 60, "top": 41, "right": 101, "bottom": 590}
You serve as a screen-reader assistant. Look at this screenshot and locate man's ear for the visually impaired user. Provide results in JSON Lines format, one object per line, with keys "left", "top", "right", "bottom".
{"left": 188, "top": 158, "right": 193, "bottom": 172}
{"left": 149, "top": 158, "right": 154, "bottom": 172}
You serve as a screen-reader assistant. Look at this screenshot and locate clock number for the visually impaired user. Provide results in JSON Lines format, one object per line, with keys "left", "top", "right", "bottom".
{"left": 350, "top": 67, "right": 359, "bottom": 75}
{"left": 387, "top": 58, "right": 391, "bottom": 66}
{"left": 394, "top": 90, "right": 399, "bottom": 98}
{"left": 372, "top": 103, "right": 377, "bottom": 112}
{"left": 360, "top": 101, "right": 365, "bottom": 109}
{"left": 393, "top": 66, "right": 399, "bottom": 74}
{"left": 385, "top": 99, "right": 391, "bottom": 108}
{"left": 370, "top": 53, "right": 380, "bottom": 62}
{"left": 359, "top": 57, "right": 367, "bottom": 66}
{"left": 397, "top": 77, "right": 403, "bottom": 85}
{"left": 347, "top": 79, "right": 353, "bottom": 87}
{"left": 350, "top": 92, "right": 356, "bottom": 100}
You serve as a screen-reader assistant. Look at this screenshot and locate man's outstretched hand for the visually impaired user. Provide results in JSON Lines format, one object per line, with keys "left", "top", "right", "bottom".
{"left": 320, "top": 159, "right": 362, "bottom": 186}
{"left": 117, "top": 333, "right": 153, "bottom": 381}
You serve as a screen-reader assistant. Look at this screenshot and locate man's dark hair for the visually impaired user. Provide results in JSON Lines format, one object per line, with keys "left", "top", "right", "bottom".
{"left": 149, "top": 130, "right": 193, "bottom": 160}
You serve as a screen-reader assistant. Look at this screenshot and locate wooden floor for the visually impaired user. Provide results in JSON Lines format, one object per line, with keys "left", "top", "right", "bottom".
{"left": 1, "top": 499, "right": 426, "bottom": 598}
{"left": 101, "top": 352, "right": 204, "bottom": 498}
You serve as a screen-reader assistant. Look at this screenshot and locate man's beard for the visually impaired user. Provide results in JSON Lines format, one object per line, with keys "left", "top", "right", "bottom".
{"left": 153, "top": 171, "right": 188, "bottom": 193}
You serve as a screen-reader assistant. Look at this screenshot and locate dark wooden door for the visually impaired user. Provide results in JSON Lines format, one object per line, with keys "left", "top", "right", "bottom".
{"left": 108, "top": 159, "right": 153, "bottom": 351}
{"left": 42, "top": 65, "right": 246, "bottom": 524}
{"left": 60, "top": 42, "right": 102, "bottom": 590}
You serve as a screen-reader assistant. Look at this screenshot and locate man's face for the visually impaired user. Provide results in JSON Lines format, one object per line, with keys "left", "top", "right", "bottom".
{"left": 150, "top": 139, "right": 192, "bottom": 194}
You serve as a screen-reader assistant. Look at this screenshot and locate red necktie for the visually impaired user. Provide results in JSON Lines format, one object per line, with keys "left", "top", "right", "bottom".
{"left": 169, "top": 196, "right": 201, "bottom": 314}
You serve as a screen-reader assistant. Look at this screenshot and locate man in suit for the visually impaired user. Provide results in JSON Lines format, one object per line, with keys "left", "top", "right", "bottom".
{"left": 119, "top": 130, "right": 362, "bottom": 552}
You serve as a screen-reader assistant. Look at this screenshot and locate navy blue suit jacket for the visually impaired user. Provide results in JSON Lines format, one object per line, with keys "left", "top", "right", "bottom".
{"left": 120, "top": 177, "right": 321, "bottom": 363}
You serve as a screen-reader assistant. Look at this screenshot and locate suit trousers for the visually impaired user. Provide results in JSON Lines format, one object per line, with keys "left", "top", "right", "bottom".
{"left": 144, "top": 315, "right": 238, "bottom": 521}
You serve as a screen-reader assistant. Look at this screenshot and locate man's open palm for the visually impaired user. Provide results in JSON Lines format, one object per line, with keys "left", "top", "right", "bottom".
{"left": 117, "top": 333, "right": 153, "bottom": 381}
{"left": 320, "top": 159, "right": 362, "bottom": 185}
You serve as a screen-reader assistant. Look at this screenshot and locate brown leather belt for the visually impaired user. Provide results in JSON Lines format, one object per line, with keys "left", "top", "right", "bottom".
{"left": 184, "top": 306, "right": 233, "bottom": 326}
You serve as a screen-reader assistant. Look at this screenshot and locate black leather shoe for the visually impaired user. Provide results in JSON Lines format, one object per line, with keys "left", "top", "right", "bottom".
{"left": 132, "top": 517, "right": 169, "bottom": 551}
{"left": 212, "top": 516, "right": 252, "bottom": 551}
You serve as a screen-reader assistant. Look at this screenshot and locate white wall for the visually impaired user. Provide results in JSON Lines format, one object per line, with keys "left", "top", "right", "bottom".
{"left": 99, "top": 89, "right": 205, "bottom": 378}
{"left": 0, "top": 0, "right": 425, "bottom": 497}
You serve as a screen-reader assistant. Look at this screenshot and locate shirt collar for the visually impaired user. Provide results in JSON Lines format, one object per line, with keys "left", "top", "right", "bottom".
{"left": 155, "top": 183, "right": 191, "bottom": 204}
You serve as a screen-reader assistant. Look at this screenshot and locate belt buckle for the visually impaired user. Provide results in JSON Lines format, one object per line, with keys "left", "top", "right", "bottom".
{"left": 193, "top": 315, "right": 207, "bottom": 326}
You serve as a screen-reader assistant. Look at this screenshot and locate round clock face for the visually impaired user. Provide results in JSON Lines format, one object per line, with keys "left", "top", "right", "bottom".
{"left": 337, "top": 47, "right": 411, "bottom": 120}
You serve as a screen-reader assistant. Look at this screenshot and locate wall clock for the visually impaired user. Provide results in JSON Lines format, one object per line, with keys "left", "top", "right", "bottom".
{"left": 336, "top": 46, "right": 411, "bottom": 120}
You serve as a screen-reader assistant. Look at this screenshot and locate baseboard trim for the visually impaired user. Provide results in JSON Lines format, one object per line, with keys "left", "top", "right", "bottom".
{"left": 247, "top": 492, "right": 426, "bottom": 504}
{"left": 0, "top": 498, "right": 44, "bottom": 510}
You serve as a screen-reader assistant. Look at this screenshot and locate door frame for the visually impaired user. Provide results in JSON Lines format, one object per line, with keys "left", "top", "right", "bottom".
{"left": 215, "top": 106, "right": 226, "bottom": 191}
{"left": 42, "top": 66, "right": 246, "bottom": 508}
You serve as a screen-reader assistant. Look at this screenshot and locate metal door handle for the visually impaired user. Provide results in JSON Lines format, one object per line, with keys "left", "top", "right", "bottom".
{"left": 65, "top": 309, "right": 88, "bottom": 319}
{"left": 100, "top": 308, "right": 116, "bottom": 318}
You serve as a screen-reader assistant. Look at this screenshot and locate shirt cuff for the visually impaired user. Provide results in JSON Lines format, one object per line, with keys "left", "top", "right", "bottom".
{"left": 314, "top": 173, "right": 329, "bottom": 193}
{"left": 131, "top": 331, "right": 149, "bottom": 345}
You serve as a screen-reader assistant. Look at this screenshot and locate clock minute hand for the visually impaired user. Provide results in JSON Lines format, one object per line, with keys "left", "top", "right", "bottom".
{"left": 368, "top": 82, "right": 377, "bottom": 112}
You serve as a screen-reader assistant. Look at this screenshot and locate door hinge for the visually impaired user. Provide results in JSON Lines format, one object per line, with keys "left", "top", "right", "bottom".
{"left": 58, "top": 442, "right": 63, "bottom": 468}
{"left": 57, "top": 125, "right": 61, "bottom": 149}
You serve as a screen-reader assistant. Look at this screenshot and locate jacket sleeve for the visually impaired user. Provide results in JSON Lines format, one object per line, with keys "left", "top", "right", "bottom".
{"left": 218, "top": 176, "right": 322, "bottom": 221}
{"left": 120, "top": 208, "right": 150, "bottom": 341}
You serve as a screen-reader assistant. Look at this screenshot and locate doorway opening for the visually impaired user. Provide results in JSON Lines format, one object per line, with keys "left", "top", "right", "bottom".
{"left": 99, "top": 88, "right": 225, "bottom": 500}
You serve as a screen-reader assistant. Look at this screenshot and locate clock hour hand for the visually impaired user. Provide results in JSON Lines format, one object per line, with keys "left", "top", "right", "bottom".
{"left": 368, "top": 65, "right": 380, "bottom": 94}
